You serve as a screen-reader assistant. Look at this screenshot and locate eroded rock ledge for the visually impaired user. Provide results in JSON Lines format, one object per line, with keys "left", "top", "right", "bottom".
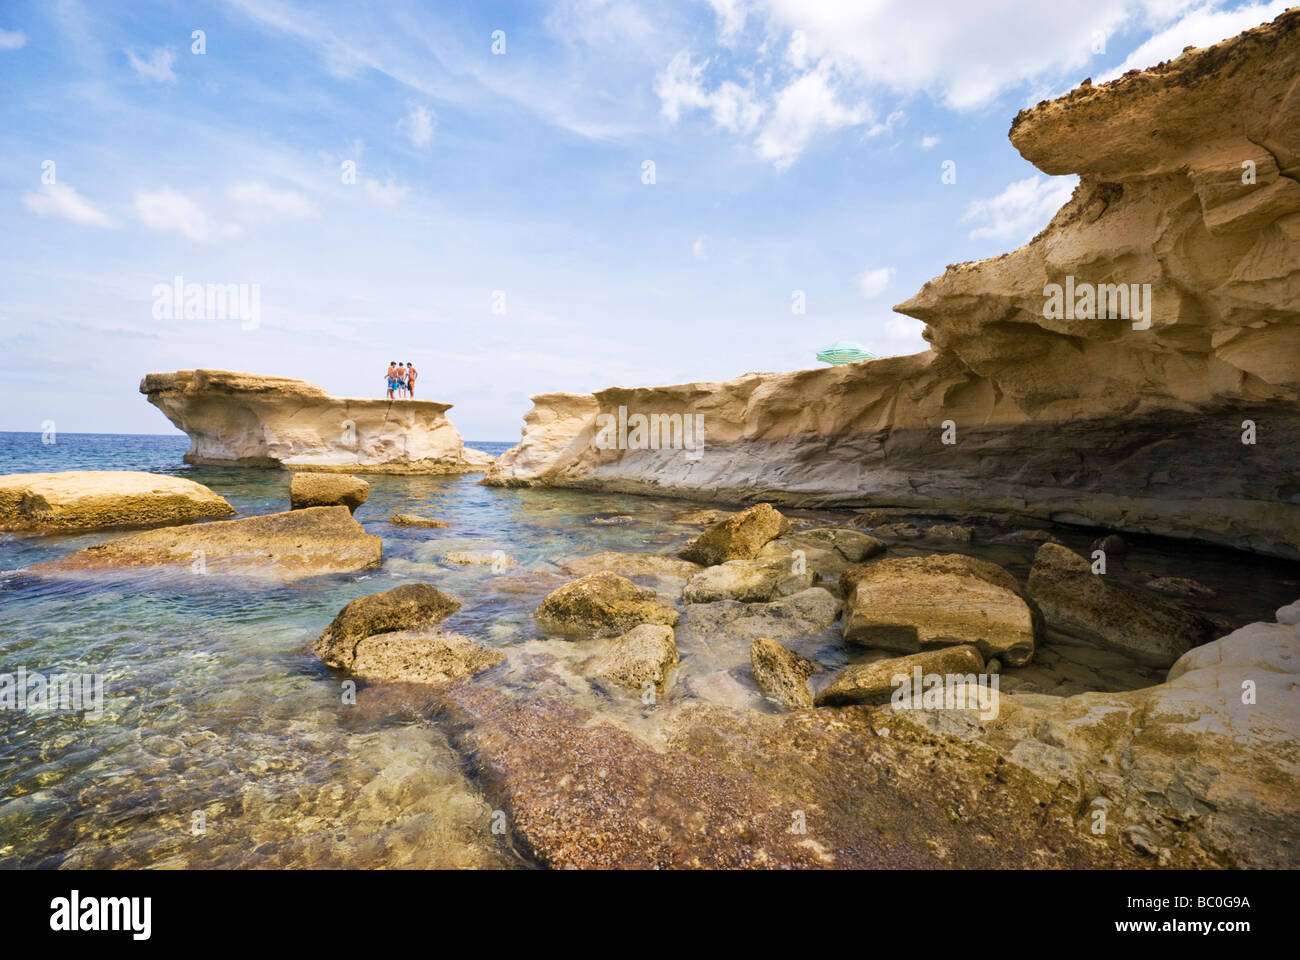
{"left": 486, "top": 11, "right": 1300, "bottom": 558}
{"left": 141, "top": 369, "right": 493, "bottom": 474}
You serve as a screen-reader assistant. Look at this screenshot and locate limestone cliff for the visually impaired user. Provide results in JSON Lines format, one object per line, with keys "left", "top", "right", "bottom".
{"left": 487, "top": 11, "right": 1300, "bottom": 558}
{"left": 141, "top": 370, "right": 492, "bottom": 474}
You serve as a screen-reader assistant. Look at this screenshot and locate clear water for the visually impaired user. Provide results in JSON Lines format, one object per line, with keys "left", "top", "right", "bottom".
{"left": 1, "top": 432, "right": 1295, "bottom": 868}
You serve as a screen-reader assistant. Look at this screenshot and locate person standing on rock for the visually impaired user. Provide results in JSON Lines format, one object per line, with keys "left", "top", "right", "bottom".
{"left": 406, "top": 362, "right": 418, "bottom": 398}
{"left": 385, "top": 361, "right": 398, "bottom": 398}
{"left": 395, "top": 363, "right": 407, "bottom": 398}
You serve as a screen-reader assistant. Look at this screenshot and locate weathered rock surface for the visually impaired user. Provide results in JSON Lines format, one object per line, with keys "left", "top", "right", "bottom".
{"left": 315, "top": 583, "right": 462, "bottom": 669}
{"left": 485, "top": 12, "right": 1300, "bottom": 558}
{"left": 815, "top": 645, "right": 986, "bottom": 707}
{"left": 559, "top": 552, "right": 702, "bottom": 582}
{"left": 1027, "top": 543, "right": 1211, "bottom": 667}
{"left": 442, "top": 550, "right": 517, "bottom": 568}
{"left": 290, "top": 472, "right": 369, "bottom": 512}
{"left": 141, "top": 369, "right": 493, "bottom": 474}
{"left": 32, "top": 506, "right": 380, "bottom": 580}
{"left": 390, "top": 512, "right": 449, "bottom": 528}
{"left": 683, "top": 557, "right": 811, "bottom": 603}
{"left": 750, "top": 638, "right": 821, "bottom": 708}
{"left": 679, "top": 587, "right": 841, "bottom": 644}
{"left": 350, "top": 629, "right": 504, "bottom": 685}
{"left": 535, "top": 573, "right": 680, "bottom": 638}
{"left": 801, "top": 527, "right": 887, "bottom": 561}
{"left": 591, "top": 624, "right": 678, "bottom": 689}
{"left": 679, "top": 503, "right": 789, "bottom": 565}
{"left": 0, "top": 470, "right": 234, "bottom": 532}
{"left": 842, "top": 555, "right": 1039, "bottom": 666}
{"left": 886, "top": 608, "right": 1300, "bottom": 867}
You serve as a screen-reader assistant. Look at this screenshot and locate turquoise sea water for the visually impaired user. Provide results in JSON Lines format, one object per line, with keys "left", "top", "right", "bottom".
{"left": 1, "top": 432, "right": 1295, "bottom": 868}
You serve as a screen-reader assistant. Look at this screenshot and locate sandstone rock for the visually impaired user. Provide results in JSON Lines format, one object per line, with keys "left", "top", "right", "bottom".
{"left": 484, "top": 11, "right": 1300, "bottom": 559}
{"left": 591, "top": 624, "right": 678, "bottom": 689}
{"left": 678, "top": 503, "right": 789, "bottom": 565}
{"left": 0, "top": 470, "right": 234, "bottom": 532}
{"left": 350, "top": 629, "right": 504, "bottom": 685}
{"left": 535, "top": 573, "right": 679, "bottom": 638}
{"left": 815, "top": 645, "right": 985, "bottom": 707}
{"left": 1027, "top": 543, "right": 1211, "bottom": 668}
{"left": 874, "top": 522, "right": 922, "bottom": 539}
{"left": 32, "top": 506, "right": 380, "bottom": 580}
{"left": 682, "top": 558, "right": 812, "bottom": 603}
{"left": 801, "top": 528, "right": 887, "bottom": 561}
{"left": 141, "top": 369, "right": 492, "bottom": 474}
{"left": 390, "top": 513, "right": 449, "bottom": 528}
{"left": 674, "top": 508, "right": 735, "bottom": 525}
{"left": 315, "top": 583, "right": 462, "bottom": 669}
{"left": 559, "top": 552, "right": 702, "bottom": 582}
{"left": 1277, "top": 600, "right": 1300, "bottom": 625}
{"left": 750, "top": 638, "right": 821, "bottom": 709}
{"left": 290, "top": 472, "right": 369, "bottom": 512}
{"left": 1092, "top": 534, "right": 1127, "bottom": 556}
{"left": 679, "top": 587, "right": 841, "bottom": 643}
{"left": 926, "top": 524, "right": 973, "bottom": 542}
{"left": 841, "top": 555, "right": 1038, "bottom": 666}
{"left": 442, "top": 550, "right": 517, "bottom": 568}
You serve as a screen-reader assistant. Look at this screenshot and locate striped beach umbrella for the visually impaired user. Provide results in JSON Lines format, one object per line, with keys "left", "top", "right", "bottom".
{"left": 816, "top": 340, "right": 877, "bottom": 365}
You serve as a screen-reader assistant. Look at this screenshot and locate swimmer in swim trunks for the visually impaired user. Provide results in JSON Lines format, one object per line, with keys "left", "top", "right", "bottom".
{"left": 386, "top": 361, "right": 398, "bottom": 398}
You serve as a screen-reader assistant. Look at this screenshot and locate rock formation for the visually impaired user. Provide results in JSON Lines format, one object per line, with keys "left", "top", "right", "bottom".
{"left": 141, "top": 369, "right": 493, "bottom": 474}
{"left": 289, "top": 472, "right": 369, "bottom": 512}
{"left": 0, "top": 470, "right": 234, "bottom": 532}
{"left": 485, "top": 11, "right": 1300, "bottom": 559}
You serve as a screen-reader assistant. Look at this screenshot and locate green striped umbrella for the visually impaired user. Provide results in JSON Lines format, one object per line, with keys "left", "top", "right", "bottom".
{"left": 816, "top": 340, "right": 877, "bottom": 365}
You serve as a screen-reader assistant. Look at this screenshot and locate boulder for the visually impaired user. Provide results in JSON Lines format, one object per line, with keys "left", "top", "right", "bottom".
{"left": 926, "top": 524, "right": 973, "bottom": 542}
{"left": 800, "top": 528, "right": 887, "bottom": 561}
{"left": 32, "top": 505, "right": 380, "bottom": 580}
{"left": 0, "top": 470, "right": 234, "bottom": 532}
{"left": 1027, "top": 543, "right": 1211, "bottom": 667}
{"left": 841, "top": 554, "right": 1038, "bottom": 666}
{"left": 591, "top": 624, "right": 678, "bottom": 688}
{"left": 315, "top": 583, "right": 462, "bottom": 669}
{"left": 350, "top": 629, "right": 504, "bottom": 685}
{"left": 874, "top": 522, "right": 922, "bottom": 539}
{"left": 682, "top": 558, "right": 812, "bottom": 603}
{"left": 290, "top": 472, "right": 369, "bottom": 512}
{"left": 749, "top": 638, "right": 821, "bottom": 709}
{"left": 679, "top": 503, "right": 789, "bottom": 565}
{"left": 535, "top": 573, "right": 680, "bottom": 638}
{"left": 815, "top": 645, "right": 985, "bottom": 707}
{"left": 1091, "top": 533, "right": 1127, "bottom": 556}
{"left": 390, "top": 513, "right": 449, "bottom": 528}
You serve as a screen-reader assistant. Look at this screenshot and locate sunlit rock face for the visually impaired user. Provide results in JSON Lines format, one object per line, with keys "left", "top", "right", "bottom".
{"left": 487, "top": 11, "right": 1300, "bottom": 558}
{"left": 141, "top": 369, "right": 493, "bottom": 474}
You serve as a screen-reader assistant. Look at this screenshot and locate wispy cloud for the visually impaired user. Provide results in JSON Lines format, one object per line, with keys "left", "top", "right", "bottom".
{"left": 125, "top": 46, "right": 177, "bottom": 82}
{"left": 134, "top": 187, "right": 238, "bottom": 241}
{"left": 22, "top": 183, "right": 116, "bottom": 228}
{"left": 858, "top": 266, "right": 895, "bottom": 299}
{"left": 399, "top": 102, "right": 435, "bottom": 147}
{"left": 963, "top": 174, "right": 1078, "bottom": 243}
{"left": 0, "top": 28, "right": 27, "bottom": 51}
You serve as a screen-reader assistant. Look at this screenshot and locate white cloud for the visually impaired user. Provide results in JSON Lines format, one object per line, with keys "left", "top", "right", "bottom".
{"left": 963, "top": 174, "right": 1078, "bottom": 243}
{"left": 858, "top": 266, "right": 895, "bottom": 298}
{"left": 1098, "top": 0, "right": 1291, "bottom": 83}
{"left": 707, "top": 0, "right": 749, "bottom": 45}
{"left": 755, "top": 68, "right": 866, "bottom": 169}
{"left": 226, "top": 182, "right": 317, "bottom": 222}
{"left": 22, "top": 183, "right": 115, "bottom": 228}
{"left": 399, "top": 103, "right": 435, "bottom": 147}
{"left": 920, "top": 135, "right": 940, "bottom": 149}
{"left": 134, "top": 188, "right": 238, "bottom": 242}
{"left": 692, "top": 235, "right": 707, "bottom": 260}
{"left": 126, "top": 46, "right": 177, "bottom": 83}
{"left": 656, "top": 52, "right": 765, "bottom": 133}
{"left": 0, "top": 28, "right": 27, "bottom": 50}
{"left": 363, "top": 178, "right": 409, "bottom": 206}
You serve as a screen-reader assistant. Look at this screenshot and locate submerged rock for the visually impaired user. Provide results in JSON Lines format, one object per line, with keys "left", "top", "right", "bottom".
{"left": 591, "top": 624, "right": 678, "bottom": 689}
{"left": 0, "top": 470, "right": 234, "bottom": 532}
{"left": 32, "top": 505, "right": 380, "bottom": 580}
{"left": 679, "top": 503, "right": 789, "bottom": 565}
{"left": 1027, "top": 543, "right": 1211, "bottom": 668}
{"left": 290, "top": 472, "right": 369, "bottom": 512}
{"left": 315, "top": 583, "right": 462, "bottom": 670}
{"left": 535, "top": 573, "right": 680, "bottom": 638}
{"left": 841, "top": 554, "right": 1038, "bottom": 666}
{"left": 926, "top": 524, "right": 973, "bottom": 543}
{"left": 350, "top": 629, "right": 504, "bottom": 685}
{"left": 800, "top": 528, "right": 888, "bottom": 561}
{"left": 682, "top": 557, "right": 811, "bottom": 603}
{"left": 749, "top": 638, "right": 821, "bottom": 709}
{"left": 1143, "top": 574, "right": 1216, "bottom": 599}
{"left": 442, "top": 550, "right": 517, "bottom": 568}
{"left": 560, "top": 552, "right": 702, "bottom": 582}
{"left": 680, "top": 587, "right": 841, "bottom": 643}
{"left": 815, "top": 645, "right": 985, "bottom": 707}
{"left": 390, "top": 512, "right": 450, "bottom": 528}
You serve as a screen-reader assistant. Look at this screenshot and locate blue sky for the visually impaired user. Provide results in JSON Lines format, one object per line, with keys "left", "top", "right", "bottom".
{"left": 0, "top": 0, "right": 1287, "bottom": 439}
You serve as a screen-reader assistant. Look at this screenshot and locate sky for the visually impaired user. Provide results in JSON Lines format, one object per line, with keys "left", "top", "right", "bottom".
{"left": 0, "top": 0, "right": 1289, "bottom": 439}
